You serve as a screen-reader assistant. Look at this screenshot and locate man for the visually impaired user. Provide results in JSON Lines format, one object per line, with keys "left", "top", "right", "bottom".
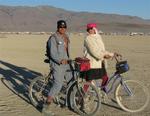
{"left": 43, "top": 20, "right": 72, "bottom": 114}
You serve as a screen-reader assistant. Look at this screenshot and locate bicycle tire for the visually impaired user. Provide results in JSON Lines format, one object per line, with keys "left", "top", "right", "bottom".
{"left": 72, "top": 82, "right": 101, "bottom": 116}
{"left": 29, "top": 76, "right": 51, "bottom": 107}
{"left": 115, "top": 80, "right": 149, "bottom": 112}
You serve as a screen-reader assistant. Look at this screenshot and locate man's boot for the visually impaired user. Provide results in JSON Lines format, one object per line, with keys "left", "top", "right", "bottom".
{"left": 42, "top": 96, "right": 55, "bottom": 116}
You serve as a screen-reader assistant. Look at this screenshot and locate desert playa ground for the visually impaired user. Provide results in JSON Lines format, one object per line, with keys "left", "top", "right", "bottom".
{"left": 0, "top": 34, "right": 150, "bottom": 116}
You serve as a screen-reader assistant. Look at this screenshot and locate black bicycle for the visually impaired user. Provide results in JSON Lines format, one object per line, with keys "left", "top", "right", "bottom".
{"left": 28, "top": 58, "right": 100, "bottom": 116}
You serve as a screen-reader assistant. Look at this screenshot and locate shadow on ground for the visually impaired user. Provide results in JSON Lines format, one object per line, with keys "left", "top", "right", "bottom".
{"left": 0, "top": 60, "right": 42, "bottom": 104}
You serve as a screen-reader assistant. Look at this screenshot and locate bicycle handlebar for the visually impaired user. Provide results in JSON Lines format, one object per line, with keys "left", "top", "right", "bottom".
{"left": 67, "top": 59, "right": 76, "bottom": 64}
{"left": 113, "top": 53, "right": 122, "bottom": 63}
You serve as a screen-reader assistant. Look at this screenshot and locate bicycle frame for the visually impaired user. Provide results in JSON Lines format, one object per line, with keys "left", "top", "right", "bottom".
{"left": 101, "top": 72, "right": 119, "bottom": 94}
{"left": 98, "top": 55, "right": 131, "bottom": 95}
{"left": 101, "top": 71, "right": 133, "bottom": 97}
{"left": 120, "top": 78, "right": 133, "bottom": 96}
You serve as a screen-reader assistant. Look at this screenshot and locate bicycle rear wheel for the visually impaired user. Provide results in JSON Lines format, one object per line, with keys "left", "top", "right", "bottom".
{"left": 115, "top": 80, "right": 149, "bottom": 112}
{"left": 72, "top": 82, "right": 100, "bottom": 116}
{"left": 29, "top": 76, "right": 51, "bottom": 107}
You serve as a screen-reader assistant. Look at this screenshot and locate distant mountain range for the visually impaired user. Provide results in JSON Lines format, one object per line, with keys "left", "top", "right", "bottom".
{"left": 0, "top": 5, "right": 150, "bottom": 33}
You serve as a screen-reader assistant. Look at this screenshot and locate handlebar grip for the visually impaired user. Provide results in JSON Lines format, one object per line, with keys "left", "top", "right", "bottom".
{"left": 114, "top": 53, "right": 122, "bottom": 62}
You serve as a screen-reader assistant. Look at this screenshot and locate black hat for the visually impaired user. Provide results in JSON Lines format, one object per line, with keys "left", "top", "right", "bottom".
{"left": 57, "top": 20, "right": 67, "bottom": 28}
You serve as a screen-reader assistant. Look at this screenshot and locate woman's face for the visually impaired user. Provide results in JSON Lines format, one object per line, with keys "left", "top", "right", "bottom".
{"left": 88, "top": 28, "right": 96, "bottom": 34}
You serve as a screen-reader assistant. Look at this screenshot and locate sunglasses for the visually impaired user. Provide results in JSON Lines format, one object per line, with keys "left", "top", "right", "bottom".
{"left": 88, "top": 27, "right": 93, "bottom": 30}
{"left": 58, "top": 26, "right": 67, "bottom": 29}
{"left": 87, "top": 27, "right": 93, "bottom": 32}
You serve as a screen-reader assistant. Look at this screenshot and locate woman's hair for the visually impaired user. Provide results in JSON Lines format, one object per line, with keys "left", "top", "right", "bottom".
{"left": 87, "top": 27, "right": 93, "bottom": 32}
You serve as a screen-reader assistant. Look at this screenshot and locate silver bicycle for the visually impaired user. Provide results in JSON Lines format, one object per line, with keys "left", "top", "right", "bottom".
{"left": 94, "top": 56, "right": 150, "bottom": 113}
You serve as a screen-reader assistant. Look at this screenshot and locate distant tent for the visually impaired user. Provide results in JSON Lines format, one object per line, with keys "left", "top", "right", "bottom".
{"left": 98, "top": 30, "right": 104, "bottom": 34}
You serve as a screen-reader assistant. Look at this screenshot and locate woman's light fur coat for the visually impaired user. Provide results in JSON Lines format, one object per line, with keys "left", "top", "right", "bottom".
{"left": 84, "top": 28, "right": 114, "bottom": 69}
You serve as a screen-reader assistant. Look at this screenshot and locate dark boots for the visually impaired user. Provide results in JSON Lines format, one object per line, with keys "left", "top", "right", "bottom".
{"left": 42, "top": 96, "right": 55, "bottom": 116}
{"left": 46, "top": 96, "right": 53, "bottom": 104}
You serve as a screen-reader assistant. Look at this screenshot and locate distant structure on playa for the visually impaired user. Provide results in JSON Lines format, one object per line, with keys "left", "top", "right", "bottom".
{"left": 0, "top": 31, "right": 150, "bottom": 37}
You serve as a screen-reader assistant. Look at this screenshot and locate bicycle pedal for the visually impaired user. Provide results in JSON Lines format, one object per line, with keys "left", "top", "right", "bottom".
{"left": 102, "top": 98, "right": 108, "bottom": 104}
{"left": 100, "top": 92, "right": 109, "bottom": 103}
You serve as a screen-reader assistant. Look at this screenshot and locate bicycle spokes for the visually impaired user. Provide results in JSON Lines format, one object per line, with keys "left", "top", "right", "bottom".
{"left": 115, "top": 80, "right": 149, "bottom": 112}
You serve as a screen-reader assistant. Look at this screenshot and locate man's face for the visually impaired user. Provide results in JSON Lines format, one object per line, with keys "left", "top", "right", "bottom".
{"left": 58, "top": 27, "right": 67, "bottom": 34}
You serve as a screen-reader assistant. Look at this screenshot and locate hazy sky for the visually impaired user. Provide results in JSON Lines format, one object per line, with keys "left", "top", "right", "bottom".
{"left": 0, "top": 0, "right": 149, "bottom": 19}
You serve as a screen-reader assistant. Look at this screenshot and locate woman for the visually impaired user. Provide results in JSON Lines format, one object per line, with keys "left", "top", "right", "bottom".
{"left": 84, "top": 23, "right": 118, "bottom": 90}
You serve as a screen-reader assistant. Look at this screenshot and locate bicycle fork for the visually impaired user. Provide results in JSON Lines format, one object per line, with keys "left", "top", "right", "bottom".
{"left": 121, "top": 79, "right": 133, "bottom": 96}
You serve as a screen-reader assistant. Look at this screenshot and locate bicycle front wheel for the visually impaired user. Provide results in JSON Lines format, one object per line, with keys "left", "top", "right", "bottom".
{"left": 72, "top": 82, "right": 100, "bottom": 116}
{"left": 115, "top": 80, "right": 149, "bottom": 112}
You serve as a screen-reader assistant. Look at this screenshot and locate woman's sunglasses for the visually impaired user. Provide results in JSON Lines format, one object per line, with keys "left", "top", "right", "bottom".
{"left": 87, "top": 27, "right": 93, "bottom": 32}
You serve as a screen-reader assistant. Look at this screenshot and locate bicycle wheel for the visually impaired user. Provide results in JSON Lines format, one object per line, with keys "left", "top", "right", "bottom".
{"left": 115, "top": 80, "right": 149, "bottom": 112}
{"left": 29, "top": 76, "right": 51, "bottom": 107}
{"left": 72, "top": 82, "right": 100, "bottom": 116}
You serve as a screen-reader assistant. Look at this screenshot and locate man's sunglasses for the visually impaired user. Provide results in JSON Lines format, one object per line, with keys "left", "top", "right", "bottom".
{"left": 58, "top": 26, "right": 67, "bottom": 29}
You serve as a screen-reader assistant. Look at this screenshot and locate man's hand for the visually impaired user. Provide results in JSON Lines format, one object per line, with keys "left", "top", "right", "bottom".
{"left": 60, "top": 59, "right": 68, "bottom": 65}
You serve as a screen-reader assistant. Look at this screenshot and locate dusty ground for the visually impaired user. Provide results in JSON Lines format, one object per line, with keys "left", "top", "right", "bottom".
{"left": 0, "top": 34, "right": 150, "bottom": 116}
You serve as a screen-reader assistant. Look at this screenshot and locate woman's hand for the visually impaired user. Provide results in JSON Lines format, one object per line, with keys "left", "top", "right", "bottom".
{"left": 104, "top": 52, "right": 122, "bottom": 59}
{"left": 104, "top": 54, "right": 112, "bottom": 59}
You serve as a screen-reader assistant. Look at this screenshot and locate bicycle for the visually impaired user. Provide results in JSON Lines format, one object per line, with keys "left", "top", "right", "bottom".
{"left": 91, "top": 55, "right": 150, "bottom": 113}
{"left": 28, "top": 58, "right": 100, "bottom": 116}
